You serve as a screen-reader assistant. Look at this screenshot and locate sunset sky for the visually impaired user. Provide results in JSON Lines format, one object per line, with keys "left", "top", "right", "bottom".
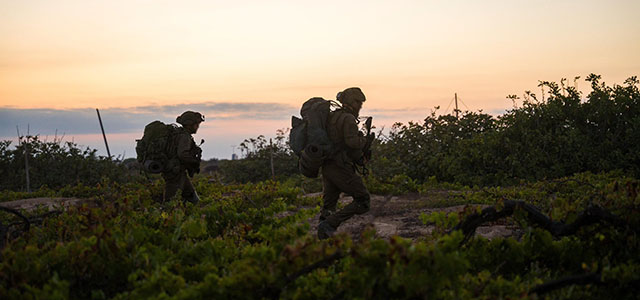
{"left": 1, "top": 0, "right": 639, "bottom": 159}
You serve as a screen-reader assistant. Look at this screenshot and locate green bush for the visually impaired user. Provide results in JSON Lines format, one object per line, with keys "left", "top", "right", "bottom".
{"left": 1, "top": 173, "right": 638, "bottom": 299}
{"left": 218, "top": 129, "right": 298, "bottom": 183}
{"left": 0, "top": 136, "right": 140, "bottom": 192}
{"left": 371, "top": 75, "right": 640, "bottom": 186}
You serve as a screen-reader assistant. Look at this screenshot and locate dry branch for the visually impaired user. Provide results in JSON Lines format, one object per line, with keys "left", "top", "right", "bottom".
{"left": 262, "top": 250, "right": 347, "bottom": 299}
{"left": 0, "top": 206, "right": 30, "bottom": 231}
{"left": 530, "top": 272, "right": 601, "bottom": 295}
{"left": 0, "top": 206, "right": 31, "bottom": 251}
{"left": 450, "top": 200, "right": 628, "bottom": 244}
{"left": 284, "top": 251, "right": 345, "bottom": 285}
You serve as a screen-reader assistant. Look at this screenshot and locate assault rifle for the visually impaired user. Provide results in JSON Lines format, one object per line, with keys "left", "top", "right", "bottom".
{"left": 363, "top": 116, "right": 374, "bottom": 161}
{"left": 188, "top": 139, "right": 205, "bottom": 177}
{"left": 357, "top": 116, "right": 374, "bottom": 176}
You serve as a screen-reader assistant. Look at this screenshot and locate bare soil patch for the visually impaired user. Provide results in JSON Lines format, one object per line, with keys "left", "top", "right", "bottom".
{"left": 308, "top": 194, "right": 517, "bottom": 241}
{"left": 0, "top": 198, "right": 92, "bottom": 212}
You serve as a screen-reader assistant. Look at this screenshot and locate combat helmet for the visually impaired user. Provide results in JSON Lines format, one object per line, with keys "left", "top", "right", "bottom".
{"left": 337, "top": 87, "right": 366, "bottom": 107}
{"left": 176, "top": 111, "right": 205, "bottom": 126}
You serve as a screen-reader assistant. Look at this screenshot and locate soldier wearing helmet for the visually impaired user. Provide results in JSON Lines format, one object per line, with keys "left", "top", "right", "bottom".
{"left": 317, "top": 87, "right": 372, "bottom": 239}
{"left": 163, "top": 111, "right": 205, "bottom": 203}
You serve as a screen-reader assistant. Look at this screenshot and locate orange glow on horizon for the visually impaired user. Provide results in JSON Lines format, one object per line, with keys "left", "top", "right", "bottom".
{"left": 1, "top": 0, "right": 638, "bottom": 114}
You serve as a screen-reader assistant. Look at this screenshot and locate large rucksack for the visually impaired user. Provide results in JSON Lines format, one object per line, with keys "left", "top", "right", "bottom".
{"left": 290, "top": 97, "right": 335, "bottom": 178}
{"left": 136, "top": 121, "right": 179, "bottom": 173}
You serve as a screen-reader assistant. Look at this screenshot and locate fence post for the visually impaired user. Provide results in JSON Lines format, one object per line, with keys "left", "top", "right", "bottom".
{"left": 270, "top": 138, "right": 275, "bottom": 180}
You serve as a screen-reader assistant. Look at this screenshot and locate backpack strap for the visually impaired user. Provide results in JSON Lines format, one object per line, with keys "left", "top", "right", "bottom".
{"left": 165, "top": 124, "right": 183, "bottom": 160}
{"left": 328, "top": 109, "right": 351, "bottom": 154}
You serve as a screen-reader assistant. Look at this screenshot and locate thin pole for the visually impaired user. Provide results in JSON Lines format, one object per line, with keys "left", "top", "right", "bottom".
{"left": 96, "top": 108, "right": 111, "bottom": 159}
{"left": 455, "top": 93, "right": 459, "bottom": 119}
{"left": 17, "top": 126, "right": 31, "bottom": 192}
{"left": 269, "top": 138, "right": 275, "bottom": 180}
{"left": 24, "top": 138, "right": 31, "bottom": 193}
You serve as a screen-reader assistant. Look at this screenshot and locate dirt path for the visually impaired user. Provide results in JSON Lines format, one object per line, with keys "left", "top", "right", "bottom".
{"left": 1, "top": 194, "right": 516, "bottom": 241}
{"left": 0, "top": 198, "right": 89, "bottom": 212}
{"left": 308, "top": 194, "right": 517, "bottom": 241}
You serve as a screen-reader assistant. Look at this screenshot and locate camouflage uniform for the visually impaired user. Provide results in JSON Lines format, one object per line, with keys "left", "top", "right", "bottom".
{"left": 162, "top": 111, "right": 203, "bottom": 203}
{"left": 318, "top": 87, "right": 370, "bottom": 238}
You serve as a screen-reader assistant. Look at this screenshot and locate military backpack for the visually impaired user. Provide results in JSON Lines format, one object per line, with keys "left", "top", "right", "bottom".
{"left": 136, "top": 121, "right": 179, "bottom": 173}
{"left": 290, "top": 97, "right": 336, "bottom": 178}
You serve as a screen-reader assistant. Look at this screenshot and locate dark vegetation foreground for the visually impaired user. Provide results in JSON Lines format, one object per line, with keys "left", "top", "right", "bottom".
{"left": 1, "top": 173, "right": 638, "bottom": 299}
{"left": 0, "top": 75, "right": 638, "bottom": 299}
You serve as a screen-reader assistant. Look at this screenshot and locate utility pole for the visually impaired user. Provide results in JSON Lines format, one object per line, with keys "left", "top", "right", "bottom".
{"left": 454, "top": 93, "right": 459, "bottom": 119}
{"left": 96, "top": 108, "right": 112, "bottom": 159}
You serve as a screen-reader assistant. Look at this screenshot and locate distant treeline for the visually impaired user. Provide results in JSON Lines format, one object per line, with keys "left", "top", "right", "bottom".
{"left": 0, "top": 137, "right": 132, "bottom": 191}
{"left": 217, "top": 129, "right": 298, "bottom": 183}
{"left": 370, "top": 74, "right": 639, "bottom": 186}
{"left": 1, "top": 74, "right": 638, "bottom": 191}
{"left": 222, "top": 74, "right": 639, "bottom": 186}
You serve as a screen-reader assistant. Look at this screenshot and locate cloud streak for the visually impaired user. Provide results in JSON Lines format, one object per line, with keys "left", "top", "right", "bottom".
{"left": 1, "top": 101, "right": 484, "bottom": 138}
{"left": 0, "top": 102, "right": 486, "bottom": 159}
{"left": 1, "top": 102, "right": 298, "bottom": 137}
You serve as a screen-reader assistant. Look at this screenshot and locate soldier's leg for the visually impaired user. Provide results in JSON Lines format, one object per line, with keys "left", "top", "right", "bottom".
{"left": 163, "top": 173, "right": 183, "bottom": 202}
{"left": 320, "top": 167, "right": 341, "bottom": 221}
{"left": 181, "top": 173, "right": 199, "bottom": 204}
{"left": 324, "top": 164, "right": 370, "bottom": 228}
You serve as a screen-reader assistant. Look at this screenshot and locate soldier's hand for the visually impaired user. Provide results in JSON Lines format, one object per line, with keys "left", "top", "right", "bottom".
{"left": 367, "top": 132, "right": 375, "bottom": 143}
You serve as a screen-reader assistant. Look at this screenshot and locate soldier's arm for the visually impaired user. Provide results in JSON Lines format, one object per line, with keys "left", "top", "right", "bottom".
{"left": 176, "top": 134, "right": 199, "bottom": 164}
{"left": 342, "top": 114, "right": 367, "bottom": 150}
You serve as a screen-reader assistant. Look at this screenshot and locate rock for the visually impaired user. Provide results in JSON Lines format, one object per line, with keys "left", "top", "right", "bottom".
{"left": 476, "top": 225, "right": 513, "bottom": 240}
{"left": 373, "top": 222, "right": 397, "bottom": 238}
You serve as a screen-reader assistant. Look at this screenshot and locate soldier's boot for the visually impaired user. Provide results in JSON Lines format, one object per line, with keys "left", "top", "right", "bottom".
{"left": 319, "top": 208, "right": 335, "bottom": 222}
{"left": 317, "top": 221, "right": 336, "bottom": 240}
{"left": 182, "top": 190, "right": 200, "bottom": 205}
{"left": 324, "top": 198, "right": 370, "bottom": 229}
{"left": 187, "top": 191, "right": 200, "bottom": 204}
